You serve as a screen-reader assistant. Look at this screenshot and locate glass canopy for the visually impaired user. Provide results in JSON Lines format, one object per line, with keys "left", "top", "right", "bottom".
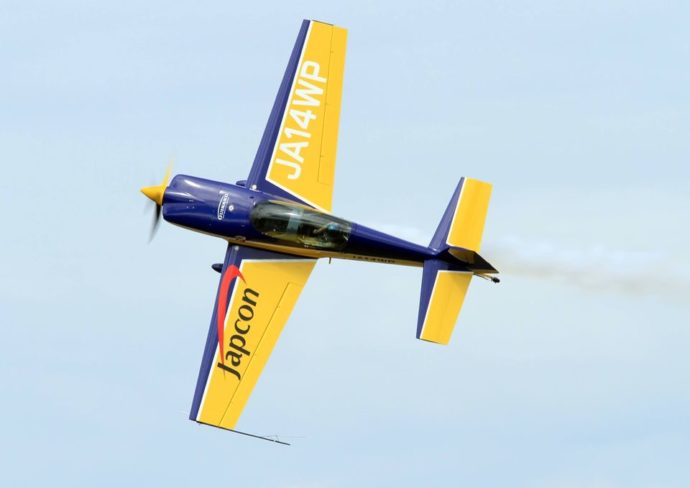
{"left": 250, "top": 201, "right": 352, "bottom": 250}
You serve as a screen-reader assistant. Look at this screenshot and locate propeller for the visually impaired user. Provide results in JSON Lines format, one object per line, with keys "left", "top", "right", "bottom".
{"left": 141, "top": 162, "right": 173, "bottom": 241}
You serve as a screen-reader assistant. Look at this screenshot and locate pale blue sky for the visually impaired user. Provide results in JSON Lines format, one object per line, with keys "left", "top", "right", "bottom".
{"left": 2, "top": 1, "right": 689, "bottom": 486}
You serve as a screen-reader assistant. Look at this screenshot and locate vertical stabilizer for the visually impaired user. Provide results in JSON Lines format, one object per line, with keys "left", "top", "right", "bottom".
{"left": 429, "top": 177, "right": 492, "bottom": 252}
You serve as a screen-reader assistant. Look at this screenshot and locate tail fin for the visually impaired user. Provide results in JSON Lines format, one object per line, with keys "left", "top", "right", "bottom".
{"left": 417, "top": 178, "right": 495, "bottom": 345}
{"left": 430, "top": 177, "right": 492, "bottom": 252}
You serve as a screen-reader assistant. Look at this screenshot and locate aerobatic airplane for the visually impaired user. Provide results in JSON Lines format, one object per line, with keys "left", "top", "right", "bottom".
{"left": 142, "top": 19, "right": 499, "bottom": 444}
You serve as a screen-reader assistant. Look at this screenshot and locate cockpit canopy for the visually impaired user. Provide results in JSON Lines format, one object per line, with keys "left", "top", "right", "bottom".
{"left": 250, "top": 201, "right": 352, "bottom": 250}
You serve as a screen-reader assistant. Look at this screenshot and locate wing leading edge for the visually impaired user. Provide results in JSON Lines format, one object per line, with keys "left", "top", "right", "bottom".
{"left": 247, "top": 19, "right": 347, "bottom": 212}
{"left": 190, "top": 245, "right": 315, "bottom": 429}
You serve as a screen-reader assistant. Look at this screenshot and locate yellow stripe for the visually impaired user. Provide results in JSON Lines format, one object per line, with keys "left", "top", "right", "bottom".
{"left": 420, "top": 271, "right": 472, "bottom": 345}
{"left": 447, "top": 178, "right": 492, "bottom": 252}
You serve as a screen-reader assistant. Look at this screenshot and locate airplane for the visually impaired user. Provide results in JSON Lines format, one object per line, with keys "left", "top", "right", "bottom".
{"left": 141, "top": 19, "right": 499, "bottom": 444}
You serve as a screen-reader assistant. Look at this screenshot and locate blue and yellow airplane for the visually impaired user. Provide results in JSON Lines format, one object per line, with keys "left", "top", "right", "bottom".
{"left": 142, "top": 20, "right": 498, "bottom": 443}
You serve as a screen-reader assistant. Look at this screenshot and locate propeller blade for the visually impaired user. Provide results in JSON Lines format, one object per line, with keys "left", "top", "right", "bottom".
{"left": 142, "top": 159, "right": 174, "bottom": 242}
{"left": 163, "top": 160, "right": 173, "bottom": 186}
{"left": 149, "top": 204, "right": 161, "bottom": 242}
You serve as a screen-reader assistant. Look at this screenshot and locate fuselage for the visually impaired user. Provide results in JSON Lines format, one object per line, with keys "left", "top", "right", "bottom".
{"left": 162, "top": 174, "right": 436, "bottom": 267}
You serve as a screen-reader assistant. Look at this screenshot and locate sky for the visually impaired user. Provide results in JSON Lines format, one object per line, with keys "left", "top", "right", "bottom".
{"left": 1, "top": 1, "right": 689, "bottom": 486}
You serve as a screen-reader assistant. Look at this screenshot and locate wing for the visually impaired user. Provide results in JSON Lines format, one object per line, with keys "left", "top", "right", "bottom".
{"left": 189, "top": 245, "right": 315, "bottom": 429}
{"left": 246, "top": 19, "right": 347, "bottom": 213}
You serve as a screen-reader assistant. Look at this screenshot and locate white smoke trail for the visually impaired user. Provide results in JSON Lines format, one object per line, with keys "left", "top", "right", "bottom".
{"left": 361, "top": 222, "right": 689, "bottom": 301}
{"left": 484, "top": 236, "right": 690, "bottom": 300}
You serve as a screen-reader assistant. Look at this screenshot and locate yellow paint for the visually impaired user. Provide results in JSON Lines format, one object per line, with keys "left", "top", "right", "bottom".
{"left": 447, "top": 178, "right": 492, "bottom": 252}
{"left": 197, "top": 259, "right": 315, "bottom": 428}
{"left": 140, "top": 161, "right": 173, "bottom": 205}
{"left": 420, "top": 271, "right": 472, "bottom": 345}
{"left": 266, "top": 21, "right": 347, "bottom": 212}
{"left": 140, "top": 185, "right": 164, "bottom": 205}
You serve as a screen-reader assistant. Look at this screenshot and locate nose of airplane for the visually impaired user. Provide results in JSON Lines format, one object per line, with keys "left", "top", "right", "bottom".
{"left": 140, "top": 162, "right": 173, "bottom": 204}
{"left": 141, "top": 162, "right": 173, "bottom": 240}
{"left": 140, "top": 184, "right": 165, "bottom": 205}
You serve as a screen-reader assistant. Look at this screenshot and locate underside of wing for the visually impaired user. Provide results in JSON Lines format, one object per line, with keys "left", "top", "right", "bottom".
{"left": 247, "top": 19, "right": 347, "bottom": 213}
{"left": 189, "top": 245, "right": 315, "bottom": 429}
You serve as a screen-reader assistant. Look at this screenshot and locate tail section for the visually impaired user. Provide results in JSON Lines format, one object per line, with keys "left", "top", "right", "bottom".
{"left": 417, "top": 178, "right": 496, "bottom": 345}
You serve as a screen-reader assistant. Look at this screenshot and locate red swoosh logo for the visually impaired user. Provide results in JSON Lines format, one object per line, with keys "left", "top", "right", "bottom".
{"left": 217, "top": 264, "right": 245, "bottom": 364}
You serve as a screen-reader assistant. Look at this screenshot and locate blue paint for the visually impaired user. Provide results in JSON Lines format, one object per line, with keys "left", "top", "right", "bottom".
{"left": 162, "top": 174, "right": 496, "bottom": 270}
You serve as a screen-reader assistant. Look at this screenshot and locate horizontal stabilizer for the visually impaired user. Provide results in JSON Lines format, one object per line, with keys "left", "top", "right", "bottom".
{"left": 416, "top": 260, "right": 473, "bottom": 345}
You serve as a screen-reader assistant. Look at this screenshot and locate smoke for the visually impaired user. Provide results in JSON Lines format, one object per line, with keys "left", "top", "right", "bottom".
{"left": 361, "top": 221, "right": 690, "bottom": 301}
{"left": 484, "top": 236, "right": 690, "bottom": 300}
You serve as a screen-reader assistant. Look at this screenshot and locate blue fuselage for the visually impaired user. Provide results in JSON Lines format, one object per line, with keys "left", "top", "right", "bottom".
{"left": 162, "top": 175, "right": 435, "bottom": 267}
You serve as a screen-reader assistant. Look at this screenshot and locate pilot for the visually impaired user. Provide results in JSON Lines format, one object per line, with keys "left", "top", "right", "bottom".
{"left": 313, "top": 222, "right": 340, "bottom": 239}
